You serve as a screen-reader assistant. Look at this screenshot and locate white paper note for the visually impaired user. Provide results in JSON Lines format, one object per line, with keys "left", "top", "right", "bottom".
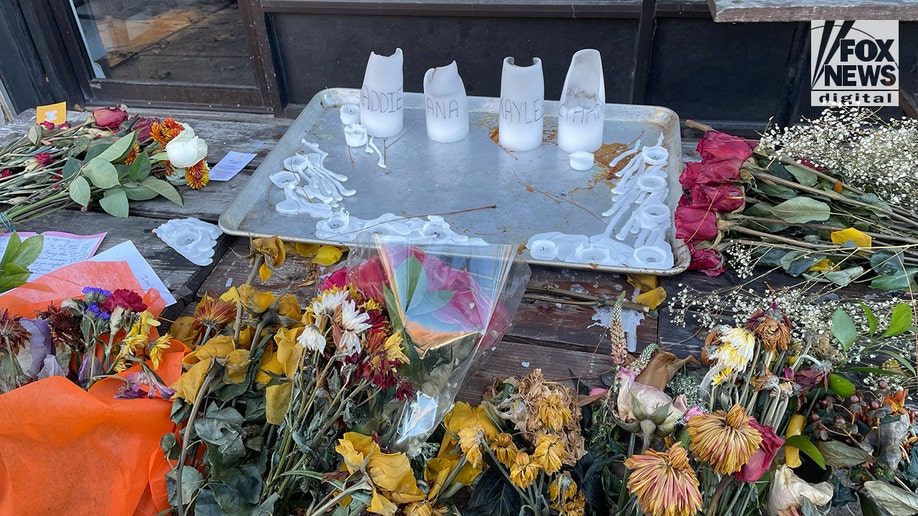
{"left": 91, "top": 241, "right": 177, "bottom": 306}
{"left": 208, "top": 151, "right": 257, "bottom": 181}
{"left": 0, "top": 231, "right": 106, "bottom": 280}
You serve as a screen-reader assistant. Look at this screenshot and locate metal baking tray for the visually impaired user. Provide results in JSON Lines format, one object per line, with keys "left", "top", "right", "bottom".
{"left": 219, "top": 88, "right": 689, "bottom": 275}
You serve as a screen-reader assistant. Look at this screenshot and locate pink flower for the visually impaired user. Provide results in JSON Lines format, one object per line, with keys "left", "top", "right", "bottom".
{"left": 690, "top": 183, "right": 745, "bottom": 213}
{"left": 736, "top": 419, "right": 784, "bottom": 482}
{"left": 0, "top": 169, "right": 10, "bottom": 178}
{"left": 130, "top": 116, "right": 158, "bottom": 142}
{"left": 687, "top": 243, "right": 725, "bottom": 277}
{"left": 684, "top": 406, "right": 705, "bottom": 421}
{"left": 679, "top": 158, "right": 744, "bottom": 190}
{"left": 34, "top": 152, "right": 53, "bottom": 167}
{"left": 675, "top": 202, "right": 719, "bottom": 243}
{"left": 39, "top": 121, "right": 56, "bottom": 130}
{"left": 92, "top": 106, "right": 129, "bottom": 130}
{"left": 696, "top": 131, "right": 756, "bottom": 161}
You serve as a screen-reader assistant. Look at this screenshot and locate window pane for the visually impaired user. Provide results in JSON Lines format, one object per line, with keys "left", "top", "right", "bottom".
{"left": 70, "top": 0, "right": 256, "bottom": 87}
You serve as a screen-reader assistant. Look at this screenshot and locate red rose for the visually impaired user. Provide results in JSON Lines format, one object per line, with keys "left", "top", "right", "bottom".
{"left": 690, "top": 183, "right": 745, "bottom": 213}
{"left": 697, "top": 130, "right": 756, "bottom": 161}
{"left": 687, "top": 243, "right": 725, "bottom": 277}
{"left": 92, "top": 106, "right": 129, "bottom": 130}
{"left": 675, "top": 203, "right": 719, "bottom": 243}
{"left": 34, "top": 152, "right": 53, "bottom": 168}
{"left": 0, "top": 170, "right": 10, "bottom": 178}
{"left": 679, "top": 158, "right": 743, "bottom": 190}
{"left": 100, "top": 288, "right": 147, "bottom": 313}
{"left": 736, "top": 420, "right": 784, "bottom": 482}
{"left": 130, "top": 116, "right": 158, "bottom": 143}
{"left": 39, "top": 121, "right": 56, "bottom": 130}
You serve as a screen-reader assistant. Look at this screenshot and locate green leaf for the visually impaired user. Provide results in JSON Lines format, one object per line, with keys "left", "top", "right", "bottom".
{"left": 871, "top": 251, "right": 905, "bottom": 276}
{"left": 166, "top": 467, "right": 203, "bottom": 508}
{"left": 828, "top": 373, "right": 855, "bottom": 397}
{"left": 11, "top": 234, "right": 43, "bottom": 269}
{"left": 0, "top": 263, "right": 31, "bottom": 293}
{"left": 83, "top": 157, "right": 120, "bottom": 189}
{"left": 832, "top": 308, "right": 857, "bottom": 350}
{"left": 0, "top": 232, "right": 21, "bottom": 264}
{"left": 139, "top": 177, "right": 184, "bottom": 206}
{"left": 859, "top": 492, "right": 885, "bottom": 516}
{"left": 69, "top": 176, "right": 91, "bottom": 206}
{"left": 863, "top": 481, "right": 918, "bottom": 516}
{"left": 875, "top": 347, "right": 917, "bottom": 376}
{"left": 27, "top": 125, "right": 41, "bottom": 145}
{"left": 755, "top": 181, "right": 798, "bottom": 199}
{"left": 816, "top": 439, "right": 874, "bottom": 468}
{"left": 766, "top": 197, "right": 832, "bottom": 223}
{"left": 780, "top": 252, "right": 818, "bottom": 276}
{"left": 870, "top": 267, "right": 918, "bottom": 291}
{"left": 785, "top": 163, "right": 818, "bottom": 186}
{"left": 861, "top": 302, "right": 878, "bottom": 338}
{"left": 99, "top": 187, "right": 129, "bottom": 217}
{"left": 465, "top": 461, "right": 522, "bottom": 516}
{"left": 883, "top": 303, "right": 915, "bottom": 337}
{"left": 785, "top": 434, "right": 826, "bottom": 469}
{"left": 821, "top": 267, "right": 864, "bottom": 287}
{"left": 128, "top": 151, "right": 151, "bottom": 181}
{"left": 61, "top": 157, "right": 81, "bottom": 179}
{"left": 122, "top": 183, "right": 159, "bottom": 201}
{"left": 94, "top": 132, "right": 136, "bottom": 163}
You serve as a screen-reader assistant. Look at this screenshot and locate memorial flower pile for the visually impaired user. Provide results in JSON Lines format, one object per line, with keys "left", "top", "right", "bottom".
{"left": 0, "top": 105, "right": 209, "bottom": 225}
{"left": 675, "top": 107, "right": 918, "bottom": 290}
{"left": 581, "top": 293, "right": 918, "bottom": 516}
{"left": 164, "top": 237, "right": 530, "bottom": 515}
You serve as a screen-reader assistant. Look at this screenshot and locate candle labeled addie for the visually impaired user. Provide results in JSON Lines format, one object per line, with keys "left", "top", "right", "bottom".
{"left": 360, "top": 48, "right": 404, "bottom": 138}
{"left": 498, "top": 57, "right": 544, "bottom": 152}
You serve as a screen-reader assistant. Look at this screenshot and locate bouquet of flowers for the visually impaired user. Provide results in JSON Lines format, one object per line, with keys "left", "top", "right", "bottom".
{"left": 0, "top": 105, "right": 209, "bottom": 225}
{"left": 164, "top": 236, "right": 530, "bottom": 515}
{"left": 676, "top": 107, "right": 918, "bottom": 290}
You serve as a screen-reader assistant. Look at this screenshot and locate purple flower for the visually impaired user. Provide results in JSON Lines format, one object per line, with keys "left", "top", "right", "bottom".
{"left": 115, "top": 370, "right": 176, "bottom": 399}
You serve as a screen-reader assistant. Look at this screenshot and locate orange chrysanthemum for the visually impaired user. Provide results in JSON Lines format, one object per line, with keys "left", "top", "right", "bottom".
{"left": 151, "top": 117, "right": 185, "bottom": 146}
{"left": 624, "top": 444, "right": 702, "bottom": 516}
{"left": 123, "top": 142, "right": 141, "bottom": 165}
{"left": 185, "top": 160, "right": 209, "bottom": 190}
{"left": 688, "top": 404, "right": 762, "bottom": 474}
{"left": 194, "top": 293, "right": 236, "bottom": 332}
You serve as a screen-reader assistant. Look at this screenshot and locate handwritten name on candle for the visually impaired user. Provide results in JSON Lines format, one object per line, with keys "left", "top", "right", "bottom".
{"left": 425, "top": 98, "right": 461, "bottom": 120}
{"left": 559, "top": 102, "right": 604, "bottom": 124}
{"left": 360, "top": 87, "right": 403, "bottom": 113}
{"left": 500, "top": 97, "right": 543, "bottom": 125}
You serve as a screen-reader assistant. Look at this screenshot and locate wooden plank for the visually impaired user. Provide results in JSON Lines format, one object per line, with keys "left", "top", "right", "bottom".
{"left": 708, "top": 0, "right": 918, "bottom": 23}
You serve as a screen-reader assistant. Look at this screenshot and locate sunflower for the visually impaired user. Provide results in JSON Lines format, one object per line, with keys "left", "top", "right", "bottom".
{"left": 688, "top": 404, "right": 762, "bottom": 474}
{"left": 624, "top": 444, "right": 702, "bottom": 516}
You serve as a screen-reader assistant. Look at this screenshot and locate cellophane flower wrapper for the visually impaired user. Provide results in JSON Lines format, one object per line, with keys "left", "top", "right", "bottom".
{"left": 365, "top": 237, "right": 530, "bottom": 454}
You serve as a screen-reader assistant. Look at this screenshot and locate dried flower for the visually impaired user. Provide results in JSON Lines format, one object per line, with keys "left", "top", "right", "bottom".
{"left": 0, "top": 309, "right": 31, "bottom": 354}
{"left": 490, "top": 432, "right": 519, "bottom": 467}
{"left": 509, "top": 451, "right": 539, "bottom": 489}
{"left": 688, "top": 404, "right": 762, "bottom": 475}
{"left": 624, "top": 444, "right": 703, "bottom": 516}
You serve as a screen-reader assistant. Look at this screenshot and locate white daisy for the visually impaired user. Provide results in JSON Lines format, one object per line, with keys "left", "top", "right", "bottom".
{"left": 297, "top": 324, "right": 326, "bottom": 352}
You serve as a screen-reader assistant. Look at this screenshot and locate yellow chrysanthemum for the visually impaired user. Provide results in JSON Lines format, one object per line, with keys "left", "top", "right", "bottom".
{"left": 532, "top": 433, "right": 566, "bottom": 474}
{"left": 549, "top": 472, "right": 579, "bottom": 505}
{"left": 688, "top": 404, "right": 762, "bottom": 475}
{"left": 537, "top": 393, "right": 573, "bottom": 432}
{"left": 624, "top": 444, "right": 702, "bottom": 516}
{"left": 457, "top": 426, "right": 484, "bottom": 468}
{"left": 148, "top": 334, "right": 172, "bottom": 370}
{"left": 716, "top": 327, "right": 755, "bottom": 370}
{"left": 509, "top": 451, "right": 539, "bottom": 489}
{"left": 490, "top": 432, "right": 519, "bottom": 468}
{"left": 383, "top": 332, "right": 409, "bottom": 363}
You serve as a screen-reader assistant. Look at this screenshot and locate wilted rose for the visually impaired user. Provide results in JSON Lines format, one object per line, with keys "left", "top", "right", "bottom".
{"left": 675, "top": 203, "right": 719, "bottom": 243}
{"left": 165, "top": 127, "right": 207, "bottom": 168}
{"left": 616, "top": 368, "right": 688, "bottom": 436}
{"left": 679, "top": 158, "right": 744, "bottom": 190}
{"left": 746, "top": 311, "right": 792, "bottom": 352}
{"left": 687, "top": 243, "right": 725, "bottom": 277}
{"left": 736, "top": 419, "right": 784, "bottom": 482}
{"left": 697, "top": 130, "right": 756, "bottom": 161}
{"left": 130, "top": 116, "right": 158, "bottom": 143}
{"left": 92, "top": 106, "right": 128, "bottom": 129}
{"left": 766, "top": 465, "right": 833, "bottom": 516}
{"left": 690, "top": 183, "right": 745, "bottom": 213}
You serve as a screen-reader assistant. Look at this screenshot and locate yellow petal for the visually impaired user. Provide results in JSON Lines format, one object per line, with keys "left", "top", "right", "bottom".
{"left": 238, "top": 284, "right": 275, "bottom": 314}
{"left": 627, "top": 274, "right": 658, "bottom": 292}
{"left": 220, "top": 287, "right": 239, "bottom": 303}
{"left": 265, "top": 381, "right": 293, "bottom": 425}
{"left": 167, "top": 316, "right": 198, "bottom": 346}
{"left": 314, "top": 245, "right": 345, "bottom": 266}
{"left": 367, "top": 451, "right": 414, "bottom": 493}
{"left": 259, "top": 262, "right": 273, "bottom": 282}
{"left": 275, "top": 293, "right": 302, "bottom": 322}
{"left": 171, "top": 358, "right": 213, "bottom": 403}
{"left": 831, "top": 227, "right": 871, "bottom": 248}
{"left": 225, "top": 349, "right": 252, "bottom": 384}
{"left": 183, "top": 335, "right": 235, "bottom": 366}
{"left": 275, "top": 327, "right": 304, "bottom": 379}
{"left": 336, "top": 432, "right": 377, "bottom": 473}
{"left": 807, "top": 258, "right": 837, "bottom": 272}
{"left": 442, "top": 402, "right": 499, "bottom": 443}
{"left": 295, "top": 242, "right": 321, "bottom": 258}
{"left": 252, "top": 236, "right": 286, "bottom": 267}
{"left": 368, "top": 489, "right": 398, "bottom": 516}
{"left": 634, "top": 286, "right": 666, "bottom": 310}
{"left": 256, "top": 346, "right": 284, "bottom": 385}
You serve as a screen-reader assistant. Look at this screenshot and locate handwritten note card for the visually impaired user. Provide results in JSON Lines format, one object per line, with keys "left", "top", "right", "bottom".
{"left": 0, "top": 231, "right": 106, "bottom": 279}
{"left": 209, "top": 151, "right": 257, "bottom": 181}
{"left": 91, "top": 241, "right": 177, "bottom": 306}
